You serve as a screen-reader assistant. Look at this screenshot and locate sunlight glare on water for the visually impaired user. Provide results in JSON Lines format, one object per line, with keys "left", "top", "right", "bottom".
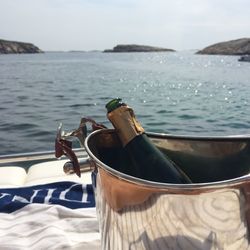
{"left": 0, "top": 51, "right": 250, "bottom": 154}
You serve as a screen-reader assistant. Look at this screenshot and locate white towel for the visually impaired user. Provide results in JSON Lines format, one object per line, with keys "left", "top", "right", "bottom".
{"left": 0, "top": 181, "right": 100, "bottom": 250}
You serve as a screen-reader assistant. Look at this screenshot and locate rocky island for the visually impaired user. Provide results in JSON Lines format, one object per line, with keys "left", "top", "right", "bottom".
{"left": 0, "top": 39, "right": 43, "bottom": 54}
{"left": 197, "top": 38, "right": 250, "bottom": 55}
{"left": 104, "top": 44, "right": 175, "bottom": 53}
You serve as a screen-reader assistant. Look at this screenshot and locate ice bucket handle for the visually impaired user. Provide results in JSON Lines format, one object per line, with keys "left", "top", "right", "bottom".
{"left": 63, "top": 157, "right": 94, "bottom": 174}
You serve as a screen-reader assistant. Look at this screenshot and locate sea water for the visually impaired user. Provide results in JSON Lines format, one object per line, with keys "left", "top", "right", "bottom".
{"left": 0, "top": 51, "right": 249, "bottom": 155}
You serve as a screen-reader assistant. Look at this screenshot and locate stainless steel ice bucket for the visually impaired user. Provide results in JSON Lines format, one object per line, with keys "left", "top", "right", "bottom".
{"left": 84, "top": 129, "right": 250, "bottom": 250}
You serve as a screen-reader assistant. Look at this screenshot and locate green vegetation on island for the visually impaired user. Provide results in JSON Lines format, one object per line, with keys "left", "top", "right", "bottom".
{"left": 104, "top": 44, "right": 175, "bottom": 53}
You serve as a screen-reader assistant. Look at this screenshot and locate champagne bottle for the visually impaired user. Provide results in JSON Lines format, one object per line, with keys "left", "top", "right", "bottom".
{"left": 105, "top": 98, "right": 192, "bottom": 184}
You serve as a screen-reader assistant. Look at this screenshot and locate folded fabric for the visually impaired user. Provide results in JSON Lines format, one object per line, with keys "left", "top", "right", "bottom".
{"left": 0, "top": 181, "right": 100, "bottom": 250}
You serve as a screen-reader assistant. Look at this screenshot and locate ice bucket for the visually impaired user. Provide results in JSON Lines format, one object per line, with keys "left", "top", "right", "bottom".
{"left": 84, "top": 129, "right": 250, "bottom": 249}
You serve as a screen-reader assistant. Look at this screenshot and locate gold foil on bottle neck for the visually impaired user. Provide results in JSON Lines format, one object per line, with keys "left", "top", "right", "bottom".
{"left": 107, "top": 105, "right": 145, "bottom": 146}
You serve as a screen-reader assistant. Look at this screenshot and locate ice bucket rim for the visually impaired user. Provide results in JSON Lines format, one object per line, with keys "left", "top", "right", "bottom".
{"left": 84, "top": 128, "right": 250, "bottom": 191}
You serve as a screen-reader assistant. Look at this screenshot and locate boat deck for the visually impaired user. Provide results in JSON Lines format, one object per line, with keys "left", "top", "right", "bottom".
{"left": 0, "top": 149, "right": 90, "bottom": 187}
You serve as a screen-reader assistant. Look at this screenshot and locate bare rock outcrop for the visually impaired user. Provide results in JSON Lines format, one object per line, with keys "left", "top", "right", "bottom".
{"left": 0, "top": 39, "right": 43, "bottom": 54}
{"left": 197, "top": 38, "right": 250, "bottom": 55}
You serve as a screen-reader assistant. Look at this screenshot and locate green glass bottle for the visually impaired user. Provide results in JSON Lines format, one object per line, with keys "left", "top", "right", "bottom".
{"left": 105, "top": 98, "right": 192, "bottom": 184}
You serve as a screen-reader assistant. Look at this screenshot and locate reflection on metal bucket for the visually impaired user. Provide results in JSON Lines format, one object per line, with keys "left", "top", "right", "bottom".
{"left": 85, "top": 129, "right": 250, "bottom": 249}
{"left": 96, "top": 178, "right": 248, "bottom": 249}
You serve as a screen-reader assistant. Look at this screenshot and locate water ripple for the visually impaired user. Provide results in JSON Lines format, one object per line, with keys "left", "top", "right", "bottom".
{"left": 1, "top": 123, "right": 38, "bottom": 131}
{"left": 69, "top": 103, "right": 95, "bottom": 108}
{"left": 0, "top": 51, "right": 250, "bottom": 154}
{"left": 178, "top": 114, "right": 200, "bottom": 119}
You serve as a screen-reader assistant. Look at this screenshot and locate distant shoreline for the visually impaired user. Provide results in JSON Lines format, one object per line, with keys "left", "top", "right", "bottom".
{"left": 1, "top": 37, "right": 250, "bottom": 55}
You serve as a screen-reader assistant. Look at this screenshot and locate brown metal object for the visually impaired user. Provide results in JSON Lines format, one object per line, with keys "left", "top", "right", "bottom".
{"left": 55, "top": 118, "right": 107, "bottom": 177}
{"left": 98, "top": 168, "right": 155, "bottom": 210}
{"left": 55, "top": 124, "right": 81, "bottom": 177}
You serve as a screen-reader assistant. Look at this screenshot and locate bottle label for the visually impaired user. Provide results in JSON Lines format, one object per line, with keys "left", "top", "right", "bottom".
{"left": 107, "top": 106, "right": 145, "bottom": 146}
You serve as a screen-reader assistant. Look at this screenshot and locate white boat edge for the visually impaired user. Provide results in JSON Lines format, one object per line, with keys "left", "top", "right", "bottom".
{"left": 0, "top": 148, "right": 91, "bottom": 188}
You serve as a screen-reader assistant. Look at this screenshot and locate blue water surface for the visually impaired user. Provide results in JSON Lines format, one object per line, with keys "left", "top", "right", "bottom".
{"left": 0, "top": 51, "right": 249, "bottom": 155}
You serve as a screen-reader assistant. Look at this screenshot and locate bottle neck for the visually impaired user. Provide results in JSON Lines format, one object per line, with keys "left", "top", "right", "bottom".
{"left": 107, "top": 105, "right": 145, "bottom": 147}
{"left": 105, "top": 98, "right": 124, "bottom": 113}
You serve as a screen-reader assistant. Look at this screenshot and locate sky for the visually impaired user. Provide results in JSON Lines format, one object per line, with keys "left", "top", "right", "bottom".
{"left": 0, "top": 0, "right": 249, "bottom": 51}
